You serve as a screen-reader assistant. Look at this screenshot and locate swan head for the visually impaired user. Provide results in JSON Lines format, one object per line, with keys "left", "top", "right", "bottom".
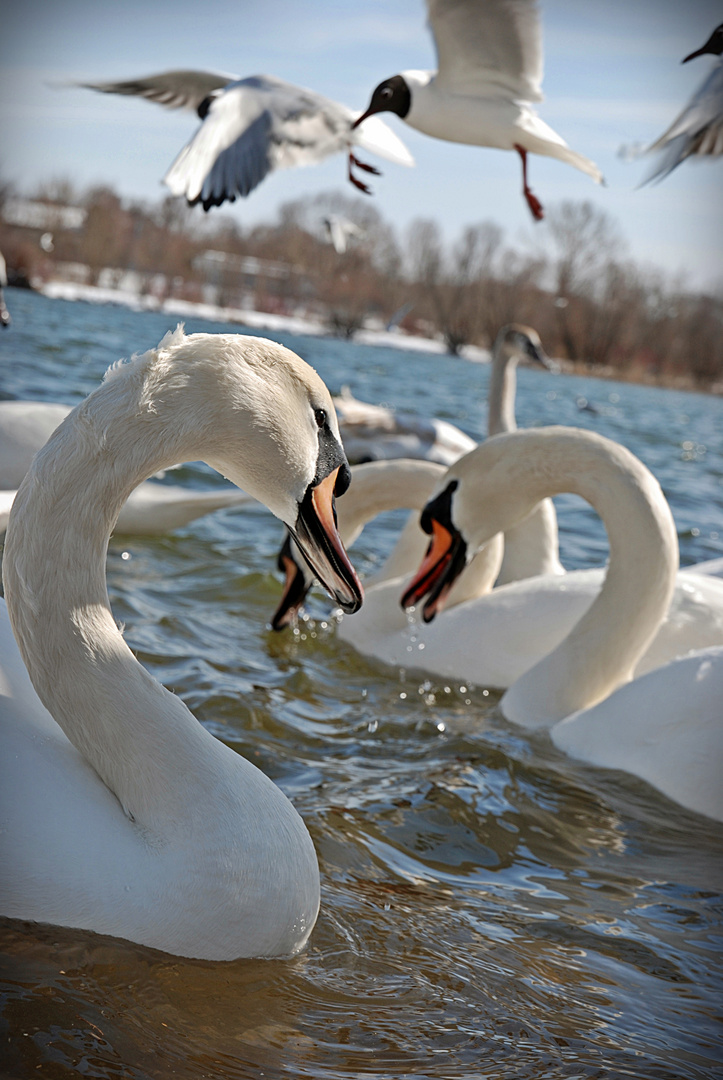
{"left": 497, "top": 324, "right": 553, "bottom": 371}
{"left": 401, "top": 431, "right": 549, "bottom": 621}
{"left": 116, "top": 329, "right": 364, "bottom": 615}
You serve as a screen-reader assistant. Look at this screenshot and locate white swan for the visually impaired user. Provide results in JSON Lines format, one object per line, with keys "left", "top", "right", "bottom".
{"left": 0, "top": 400, "right": 254, "bottom": 534}
{"left": 339, "top": 428, "right": 723, "bottom": 692}
{"left": 78, "top": 71, "right": 413, "bottom": 206}
{"left": 272, "top": 457, "right": 503, "bottom": 629}
{"left": 0, "top": 326, "right": 363, "bottom": 960}
{"left": 395, "top": 427, "right": 722, "bottom": 818}
{"left": 353, "top": 0, "right": 602, "bottom": 221}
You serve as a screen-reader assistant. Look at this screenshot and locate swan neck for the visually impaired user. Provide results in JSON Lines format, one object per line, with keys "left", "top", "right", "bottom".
{"left": 488, "top": 343, "right": 517, "bottom": 435}
{"left": 2, "top": 382, "right": 233, "bottom": 832}
{"left": 497, "top": 432, "right": 679, "bottom": 727}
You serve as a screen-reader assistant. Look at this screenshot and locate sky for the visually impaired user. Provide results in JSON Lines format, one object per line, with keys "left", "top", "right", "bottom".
{"left": 2, "top": 0, "right": 721, "bottom": 290}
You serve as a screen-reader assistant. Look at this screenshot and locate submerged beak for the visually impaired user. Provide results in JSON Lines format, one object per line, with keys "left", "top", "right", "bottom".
{"left": 271, "top": 534, "right": 313, "bottom": 632}
{"left": 401, "top": 518, "right": 467, "bottom": 623}
{"left": 291, "top": 467, "right": 363, "bottom": 615}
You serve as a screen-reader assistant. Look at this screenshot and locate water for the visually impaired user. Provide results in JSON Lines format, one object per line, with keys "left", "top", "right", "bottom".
{"left": 1, "top": 288, "right": 722, "bottom": 1080}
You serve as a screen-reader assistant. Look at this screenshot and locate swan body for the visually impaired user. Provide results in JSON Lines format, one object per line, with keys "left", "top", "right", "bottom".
{"left": 551, "top": 646, "right": 723, "bottom": 821}
{"left": 398, "top": 427, "right": 723, "bottom": 818}
{"left": 354, "top": 0, "right": 602, "bottom": 220}
{"left": 0, "top": 400, "right": 254, "bottom": 534}
{"left": 79, "top": 71, "right": 413, "bottom": 208}
{"left": 0, "top": 326, "right": 363, "bottom": 959}
{"left": 345, "top": 564, "right": 723, "bottom": 688}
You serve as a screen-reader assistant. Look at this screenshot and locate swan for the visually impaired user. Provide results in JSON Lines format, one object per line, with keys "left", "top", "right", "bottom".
{"left": 639, "top": 23, "right": 723, "bottom": 184}
{"left": 0, "top": 326, "right": 364, "bottom": 960}
{"left": 0, "top": 400, "right": 255, "bottom": 534}
{"left": 272, "top": 457, "right": 503, "bottom": 629}
{"left": 353, "top": 0, "right": 602, "bottom": 221}
{"left": 337, "top": 427, "right": 723, "bottom": 690}
{"left": 78, "top": 71, "right": 413, "bottom": 207}
{"left": 396, "top": 427, "right": 723, "bottom": 818}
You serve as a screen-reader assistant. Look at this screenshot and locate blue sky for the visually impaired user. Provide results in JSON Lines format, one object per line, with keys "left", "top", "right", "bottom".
{"left": 2, "top": 0, "right": 721, "bottom": 289}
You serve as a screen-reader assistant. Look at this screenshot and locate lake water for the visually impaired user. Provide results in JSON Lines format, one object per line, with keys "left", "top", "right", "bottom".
{"left": 1, "top": 287, "right": 722, "bottom": 1080}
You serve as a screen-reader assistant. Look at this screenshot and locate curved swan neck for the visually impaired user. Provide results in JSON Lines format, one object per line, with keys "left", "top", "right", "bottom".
{"left": 460, "top": 429, "right": 680, "bottom": 727}
{"left": 487, "top": 333, "right": 518, "bottom": 436}
{"left": 338, "top": 459, "right": 445, "bottom": 546}
{"left": 2, "top": 337, "right": 289, "bottom": 834}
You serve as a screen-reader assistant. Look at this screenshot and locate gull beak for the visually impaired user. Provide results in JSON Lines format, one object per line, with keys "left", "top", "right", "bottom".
{"left": 291, "top": 468, "right": 363, "bottom": 615}
{"left": 351, "top": 105, "right": 375, "bottom": 131}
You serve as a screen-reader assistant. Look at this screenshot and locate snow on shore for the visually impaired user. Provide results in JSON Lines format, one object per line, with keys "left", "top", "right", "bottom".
{"left": 38, "top": 280, "right": 491, "bottom": 363}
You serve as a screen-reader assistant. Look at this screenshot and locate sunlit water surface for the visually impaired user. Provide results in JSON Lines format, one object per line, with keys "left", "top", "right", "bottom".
{"left": 1, "top": 289, "right": 722, "bottom": 1079}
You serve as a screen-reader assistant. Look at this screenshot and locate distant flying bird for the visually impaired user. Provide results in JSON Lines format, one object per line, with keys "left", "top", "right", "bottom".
{"left": 353, "top": 0, "right": 603, "bottom": 221}
{"left": 640, "top": 24, "right": 723, "bottom": 184}
{"left": 80, "top": 71, "right": 414, "bottom": 209}
{"left": 322, "top": 214, "right": 364, "bottom": 254}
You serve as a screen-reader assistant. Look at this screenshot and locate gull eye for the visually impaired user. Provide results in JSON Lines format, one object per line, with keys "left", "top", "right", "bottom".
{"left": 381, "top": 86, "right": 393, "bottom": 99}
{"left": 314, "top": 408, "right": 327, "bottom": 428}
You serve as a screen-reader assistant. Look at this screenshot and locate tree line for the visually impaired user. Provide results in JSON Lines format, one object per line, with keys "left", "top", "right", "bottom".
{"left": 1, "top": 177, "right": 721, "bottom": 390}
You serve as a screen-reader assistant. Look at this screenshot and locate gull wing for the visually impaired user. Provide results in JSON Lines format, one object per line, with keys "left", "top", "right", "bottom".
{"left": 80, "top": 69, "right": 236, "bottom": 113}
{"left": 426, "top": 0, "right": 544, "bottom": 102}
{"left": 164, "top": 75, "right": 413, "bottom": 208}
{"left": 643, "top": 62, "right": 723, "bottom": 183}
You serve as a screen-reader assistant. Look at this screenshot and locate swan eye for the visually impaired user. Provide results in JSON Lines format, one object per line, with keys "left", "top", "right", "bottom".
{"left": 314, "top": 408, "right": 327, "bottom": 429}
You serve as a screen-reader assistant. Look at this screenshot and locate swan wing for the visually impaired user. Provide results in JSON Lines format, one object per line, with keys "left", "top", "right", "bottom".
{"left": 426, "top": 0, "right": 544, "bottom": 102}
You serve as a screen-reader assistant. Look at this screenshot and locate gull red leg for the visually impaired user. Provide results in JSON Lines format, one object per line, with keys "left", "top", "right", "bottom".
{"left": 514, "top": 144, "right": 544, "bottom": 221}
{"left": 347, "top": 151, "right": 381, "bottom": 195}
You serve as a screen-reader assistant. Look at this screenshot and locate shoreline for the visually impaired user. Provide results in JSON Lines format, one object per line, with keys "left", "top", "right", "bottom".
{"left": 35, "top": 281, "right": 720, "bottom": 395}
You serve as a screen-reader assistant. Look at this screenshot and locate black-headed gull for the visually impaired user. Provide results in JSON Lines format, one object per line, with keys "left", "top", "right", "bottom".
{"left": 353, "top": 0, "right": 602, "bottom": 221}
{"left": 80, "top": 71, "right": 414, "bottom": 208}
{"left": 641, "top": 24, "right": 723, "bottom": 184}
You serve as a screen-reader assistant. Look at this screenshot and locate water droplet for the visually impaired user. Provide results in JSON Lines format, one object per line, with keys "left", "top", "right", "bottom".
{"left": 121, "top": 551, "right": 131, "bottom": 561}
{"left": 399, "top": 692, "right": 407, "bottom": 699}
{"left": 367, "top": 718, "right": 378, "bottom": 733}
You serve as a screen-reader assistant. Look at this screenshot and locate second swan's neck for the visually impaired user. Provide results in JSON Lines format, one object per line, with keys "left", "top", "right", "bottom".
{"left": 487, "top": 340, "right": 517, "bottom": 436}
{"left": 469, "top": 429, "right": 678, "bottom": 727}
